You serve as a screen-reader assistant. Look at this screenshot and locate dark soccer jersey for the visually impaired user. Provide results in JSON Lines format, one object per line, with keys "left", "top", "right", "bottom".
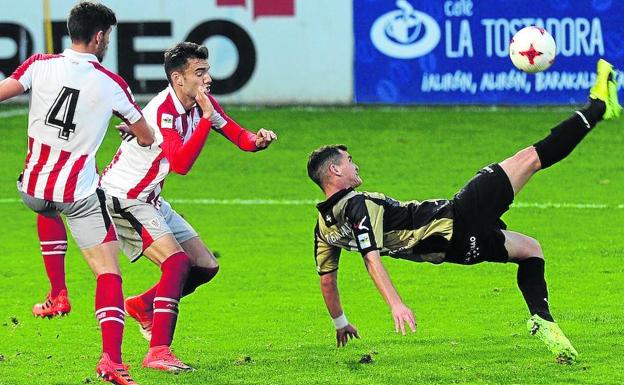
{"left": 314, "top": 188, "right": 454, "bottom": 275}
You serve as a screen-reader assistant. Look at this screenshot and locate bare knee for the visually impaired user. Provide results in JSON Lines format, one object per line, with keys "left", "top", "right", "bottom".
{"left": 511, "top": 237, "right": 544, "bottom": 262}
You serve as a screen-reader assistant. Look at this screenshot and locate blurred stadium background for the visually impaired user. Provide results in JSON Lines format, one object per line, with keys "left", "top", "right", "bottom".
{"left": 0, "top": 1, "right": 623, "bottom": 384}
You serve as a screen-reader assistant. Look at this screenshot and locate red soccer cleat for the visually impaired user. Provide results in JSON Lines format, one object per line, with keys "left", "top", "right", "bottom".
{"left": 124, "top": 295, "right": 153, "bottom": 341}
{"left": 32, "top": 289, "right": 71, "bottom": 318}
{"left": 96, "top": 353, "right": 138, "bottom": 385}
{"left": 142, "top": 345, "right": 194, "bottom": 372}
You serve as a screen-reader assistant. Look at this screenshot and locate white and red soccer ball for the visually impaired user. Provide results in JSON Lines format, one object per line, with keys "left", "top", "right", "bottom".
{"left": 509, "top": 26, "right": 557, "bottom": 73}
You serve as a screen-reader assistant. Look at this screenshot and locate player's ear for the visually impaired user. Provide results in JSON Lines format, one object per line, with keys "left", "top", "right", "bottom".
{"left": 329, "top": 163, "right": 341, "bottom": 176}
{"left": 94, "top": 30, "right": 104, "bottom": 46}
{"left": 171, "top": 72, "right": 183, "bottom": 86}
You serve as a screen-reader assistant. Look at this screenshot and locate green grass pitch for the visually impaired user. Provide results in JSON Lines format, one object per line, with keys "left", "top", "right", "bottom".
{"left": 0, "top": 104, "right": 622, "bottom": 384}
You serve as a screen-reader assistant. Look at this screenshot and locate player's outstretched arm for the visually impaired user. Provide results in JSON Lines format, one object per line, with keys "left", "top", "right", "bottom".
{"left": 0, "top": 78, "right": 25, "bottom": 102}
{"left": 363, "top": 251, "right": 417, "bottom": 335}
{"left": 127, "top": 117, "right": 155, "bottom": 147}
{"left": 320, "top": 271, "right": 360, "bottom": 347}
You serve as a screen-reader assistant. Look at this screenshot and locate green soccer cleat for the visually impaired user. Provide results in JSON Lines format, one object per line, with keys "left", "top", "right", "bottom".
{"left": 527, "top": 315, "right": 578, "bottom": 364}
{"left": 590, "top": 59, "right": 622, "bottom": 120}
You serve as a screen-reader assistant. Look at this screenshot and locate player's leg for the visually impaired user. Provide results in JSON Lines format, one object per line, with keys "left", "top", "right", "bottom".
{"left": 62, "top": 190, "right": 138, "bottom": 385}
{"left": 504, "top": 230, "right": 577, "bottom": 363}
{"left": 32, "top": 213, "right": 71, "bottom": 318}
{"left": 180, "top": 237, "right": 219, "bottom": 296}
{"left": 138, "top": 235, "right": 193, "bottom": 371}
{"left": 107, "top": 195, "right": 193, "bottom": 371}
{"left": 500, "top": 59, "right": 621, "bottom": 196}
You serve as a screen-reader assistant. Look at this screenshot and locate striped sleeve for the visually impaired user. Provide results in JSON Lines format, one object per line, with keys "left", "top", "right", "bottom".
{"left": 11, "top": 54, "right": 61, "bottom": 91}
{"left": 90, "top": 62, "right": 143, "bottom": 125}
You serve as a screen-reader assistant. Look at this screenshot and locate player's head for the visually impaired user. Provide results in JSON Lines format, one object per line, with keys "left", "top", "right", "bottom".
{"left": 164, "top": 42, "right": 212, "bottom": 97}
{"left": 307, "top": 145, "right": 361, "bottom": 192}
{"left": 67, "top": 1, "right": 117, "bottom": 61}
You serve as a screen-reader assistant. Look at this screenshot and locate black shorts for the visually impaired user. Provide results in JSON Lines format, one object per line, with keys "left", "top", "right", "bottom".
{"left": 446, "top": 163, "right": 514, "bottom": 265}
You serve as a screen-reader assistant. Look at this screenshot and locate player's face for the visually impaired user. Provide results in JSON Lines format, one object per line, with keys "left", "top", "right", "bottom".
{"left": 338, "top": 151, "right": 362, "bottom": 188}
{"left": 181, "top": 58, "right": 212, "bottom": 99}
{"left": 95, "top": 27, "right": 112, "bottom": 62}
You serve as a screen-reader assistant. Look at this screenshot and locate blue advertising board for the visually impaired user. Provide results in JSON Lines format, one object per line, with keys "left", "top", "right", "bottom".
{"left": 354, "top": 0, "right": 624, "bottom": 104}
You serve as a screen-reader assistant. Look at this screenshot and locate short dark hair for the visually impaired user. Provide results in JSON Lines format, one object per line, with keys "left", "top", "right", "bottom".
{"left": 67, "top": 2, "right": 117, "bottom": 44}
{"left": 164, "top": 42, "right": 209, "bottom": 83}
{"left": 307, "top": 144, "right": 348, "bottom": 189}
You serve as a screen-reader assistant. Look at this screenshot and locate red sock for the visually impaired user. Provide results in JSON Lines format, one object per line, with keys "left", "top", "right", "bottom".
{"left": 136, "top": 283, "right": 158, "bottom": 311}
{"left": 37, "top": 214, "right": 67, "bottom": 297}
{"left": 95, "top": 273, "right": 125, "bottom": 363}
{"left": 150, "top": 252, "right": 191, "bottom": 347}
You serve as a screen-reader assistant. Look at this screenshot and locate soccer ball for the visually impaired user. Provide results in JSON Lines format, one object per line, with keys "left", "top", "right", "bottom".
{"left": 509, "top": 26, "right": 556, "bottom": 73}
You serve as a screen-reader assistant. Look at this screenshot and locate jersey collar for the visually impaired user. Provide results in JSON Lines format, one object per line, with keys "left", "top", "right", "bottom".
{"left": 316, "top": 187, "right": 354, "bottom": 215}
{"left": 167, "top": 85, "right": 190, "bottom": 115}
{"left": 63, "top": 48, "right": 98, "bottom": 62}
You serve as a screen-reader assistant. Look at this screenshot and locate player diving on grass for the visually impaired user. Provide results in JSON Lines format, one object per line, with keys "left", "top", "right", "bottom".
{"left": 306, "top": 59, "right": 621, "bottom": 363}
{"left": 31, "top": 41, "right": 277, "bottom": 372}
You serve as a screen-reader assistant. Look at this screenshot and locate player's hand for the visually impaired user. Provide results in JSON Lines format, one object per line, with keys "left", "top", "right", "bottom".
{"left": 255, "top": 128, "right": 277, "bottom": 149}
{"left": 116, "top": 123, "right": 135, "bottom": 142}
{"left": 391, "top": 303, "right": 417, "bottom": 335}
{"left": 336, "top": 324, "right": 360, "bottom": 347}
{"left": 196, "top": 86, "right": 215, "bottom": 119}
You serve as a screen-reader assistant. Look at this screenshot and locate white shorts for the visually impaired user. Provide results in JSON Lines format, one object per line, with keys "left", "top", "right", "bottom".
{"left": 106, "top": 195, "right": 198, "bottom": 262}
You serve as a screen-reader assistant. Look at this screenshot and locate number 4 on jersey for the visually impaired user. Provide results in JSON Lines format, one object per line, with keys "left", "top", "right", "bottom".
{"left": 46, "top": 87, "right": 80, "bottom": 140}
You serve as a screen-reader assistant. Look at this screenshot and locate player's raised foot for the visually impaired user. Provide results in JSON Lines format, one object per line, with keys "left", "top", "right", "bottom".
{"left": 32, "top": 289, "right": 71, "bottom": 318}
{"left": 96, "top": 353, "right": 138, "bottom": 385}
{"left": 124, "top": 295, "right": 153, "bottom": 341}
{"left": 142, "top": 345, "right": 195, "bottom": 372}
{"left": 590, "top": 59, "right": 621, "bottom": 120}
{"left": 527, "top": 315, "right": 578, "bottom": 364}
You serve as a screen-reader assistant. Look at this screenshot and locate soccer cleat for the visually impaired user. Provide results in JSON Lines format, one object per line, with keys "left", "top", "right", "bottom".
{"left": 527, "top": 315, "right": 578, "bottom": 364}
{"left": 142, "top": 345, "right": 195, "bottom": 372}
{"left": 32, "top": 289, "right": 71, "bottom": 318}
{"left": 124, "top": 295, "right": 153, "bottom": 341}
{"left": 590, "top": 59, "right": 622, "bottom": 120}
{"left": 96, "top": 353, "right": 138, "bottom": 385}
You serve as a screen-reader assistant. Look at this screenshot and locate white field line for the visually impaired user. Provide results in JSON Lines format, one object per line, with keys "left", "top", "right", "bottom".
{"left": 0, "top": 108, "right": 28, "bottom": 118}
{"left": 0, "top": 197, "right": 622, "bottom": 209}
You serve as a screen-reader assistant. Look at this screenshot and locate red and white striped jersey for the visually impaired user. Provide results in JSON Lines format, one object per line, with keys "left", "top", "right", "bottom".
{"left": 12, "top": 49, "right": 142, "bottom": 202}
{"left": 100, "top": 85, "right": 257, "bottom": 205}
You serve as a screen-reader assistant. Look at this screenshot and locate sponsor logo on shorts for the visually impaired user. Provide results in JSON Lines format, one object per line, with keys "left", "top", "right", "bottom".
{"left": 464, "top": 235, "right": 480, "bottom": 263}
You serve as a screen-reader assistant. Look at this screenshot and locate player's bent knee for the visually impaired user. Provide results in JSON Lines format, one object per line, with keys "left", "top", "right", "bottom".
{"left": 523, "top": 237, "right": 544, "bottom": 258}
{"left": 513, "top": 147, "right": 542, "bottom": 172}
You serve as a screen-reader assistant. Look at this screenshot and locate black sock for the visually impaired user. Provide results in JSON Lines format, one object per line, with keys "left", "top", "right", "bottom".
{"left": 182, "top": 266, "right": 219, "bottom": 297}
{"left": 517, "top": 257, "right": 554, "bottom": 322}
{"left": 533, "top": 99, "right": 605, "bottom": 169}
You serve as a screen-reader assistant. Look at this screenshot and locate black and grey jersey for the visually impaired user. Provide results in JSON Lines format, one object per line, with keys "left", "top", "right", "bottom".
{"left": 313, "top": 188, "right": 454, "bottom": 275}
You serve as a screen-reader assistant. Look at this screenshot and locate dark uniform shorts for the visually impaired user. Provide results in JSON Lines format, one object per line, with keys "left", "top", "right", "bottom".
{"left": 446, "top": 163, "right": 515, "bottom": 265}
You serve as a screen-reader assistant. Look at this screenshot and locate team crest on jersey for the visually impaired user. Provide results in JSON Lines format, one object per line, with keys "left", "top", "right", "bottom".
{"left": 161, "top": 114, "right": 174, "bottom": 129}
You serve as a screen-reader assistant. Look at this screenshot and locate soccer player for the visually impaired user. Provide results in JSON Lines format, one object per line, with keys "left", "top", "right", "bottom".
{"left": 96, "top": 41, "right": 276, "bottom": 371}
{"left": 0, "top": 2, "right": 155, "bottom": 384}
{"left": 306, "top": 59, "right": 621, "bottom": 363}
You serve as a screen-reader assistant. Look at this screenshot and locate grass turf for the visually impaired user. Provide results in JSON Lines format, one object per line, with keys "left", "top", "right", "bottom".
{"left": 0, "top": 104, "right": 622, "bottom": 384}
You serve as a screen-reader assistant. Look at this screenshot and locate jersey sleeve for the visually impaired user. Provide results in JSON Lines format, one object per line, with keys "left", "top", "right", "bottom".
{"left": 111, "top": 79, "right": 143, "bottom": 125}
{"left": 10, "top": 54, "right": 43, "bottom": 91}
{"left": 207, "top": 95, "right": 258, "bottom": 152}
{"left": 314, "top": 223, "right": 342, "bottom": 275}
{"left": 159, "top": 119, "right": 211, "bottom": 175}
{"left": 345, "top": 195, "right": 384, "bottom": 256}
